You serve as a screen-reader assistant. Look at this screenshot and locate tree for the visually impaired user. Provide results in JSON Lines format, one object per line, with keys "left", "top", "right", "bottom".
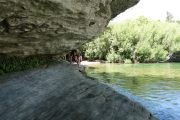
{"left": 82, "top": 16, "right": 180, "bottom": 63}
{"left": 166, "top": 11, "right": 174, "bottom": 22}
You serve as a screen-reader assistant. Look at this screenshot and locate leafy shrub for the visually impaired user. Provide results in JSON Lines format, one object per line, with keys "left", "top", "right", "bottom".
{"left": 0, "top": 55, "right": 52, "bottom": 75}
{"left": 151, "top": 46, "right": 168, "bottom": 62}
{"left": 106, "top": 51, "right": 121, "bottom": 63}
{"left": 82, "top": 16, "right": 180, "bottom": 63}
{"left": 124, "top": 59, "right": 132, "bottom": 64}
{"left": 0, "top": 69, "right": 4, "bottom": 75}
{"left": 135, "top": 42, "right": 152, "bottom": 63}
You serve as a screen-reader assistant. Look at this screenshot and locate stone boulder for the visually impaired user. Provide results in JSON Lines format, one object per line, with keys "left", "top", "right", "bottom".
{"left": 0, "top": 0, "right": 139, "bottom": 56}
{"left": 168, "top": 51, "right": 180, "bottom": 62}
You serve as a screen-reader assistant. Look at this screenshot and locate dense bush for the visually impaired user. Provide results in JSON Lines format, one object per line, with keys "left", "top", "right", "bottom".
{"left": 0, "top": 55, "right": 52, "bottom": 75}
{"left": 124, "top": 59, "right": 132, "bottom": 64}
{"left": 82, "top": 16, "right": 180, "bottom": 63}
{"left": 106, "top": 51, "right": 121, "bottom": 63}
{"left": 135, "top": 42, "right": 152, "bottom": 63}
{"left": 82, "top": 27, "right": 112, "bottom": 61}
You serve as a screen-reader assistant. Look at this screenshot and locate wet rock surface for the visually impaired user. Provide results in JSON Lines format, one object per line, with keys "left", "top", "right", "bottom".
{"left": 0, "top": 63, "right": 158, "bottom": 120}
{"left": 0, "top": 0, "right": 139, "bottom": 56}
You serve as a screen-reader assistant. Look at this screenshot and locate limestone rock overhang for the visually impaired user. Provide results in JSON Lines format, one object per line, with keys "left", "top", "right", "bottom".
{"left": 0, "top": 0, "right": 139, "bottom": 56}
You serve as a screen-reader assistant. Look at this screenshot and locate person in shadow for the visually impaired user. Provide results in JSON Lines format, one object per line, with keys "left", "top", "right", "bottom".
{"left": 67, "top": 49, "right": 82, "bottom": 67}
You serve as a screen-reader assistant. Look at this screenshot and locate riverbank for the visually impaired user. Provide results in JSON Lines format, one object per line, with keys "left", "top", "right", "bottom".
{"left": 81, "top": 60, "right": 179, "bottom": 66}
{"left": 0, "top": 62, "right": 158, "bottom": 120}
{"left": 81, "top": 61, "right": 102, "bottom": 66}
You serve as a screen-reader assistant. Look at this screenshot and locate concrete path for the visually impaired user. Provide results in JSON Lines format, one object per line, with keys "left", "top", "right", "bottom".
{"left": 0, "top": 63, "right": 158, "bottom": 120}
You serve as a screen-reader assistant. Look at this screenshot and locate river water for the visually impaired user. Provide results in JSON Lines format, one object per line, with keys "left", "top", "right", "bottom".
{"left": 85, "top": 63, "right": 180, "bottom": 120}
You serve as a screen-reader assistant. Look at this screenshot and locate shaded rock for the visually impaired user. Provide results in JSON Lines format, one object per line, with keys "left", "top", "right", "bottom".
{"left": 168, "top": 51, "right": 180, "bottom": 62}
{"left": 0, "top": 63, "right": 158, "bottom": 120}
{"left": 0, "top": 0, "right": 139, "bottom": 56}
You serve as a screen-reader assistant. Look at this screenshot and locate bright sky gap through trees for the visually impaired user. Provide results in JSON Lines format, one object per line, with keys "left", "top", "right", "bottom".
{"left": 111, "top": 0, "right": 180, "bottom": 23}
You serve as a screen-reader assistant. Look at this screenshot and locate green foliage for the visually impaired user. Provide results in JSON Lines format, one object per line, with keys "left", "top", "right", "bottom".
{"left": 0, "top": 55, "right": 52, "bottom": 75}
{"left": 106, "top": 51, "right": 121, "bottom": 63}
{"left": 82, "top": 16, "right": 180, "bottom": 63}
{"left": 135, "top": 42, "right": 152, "bottom": 63}
{"left": 82, "top": 27, "right": 112, "bottom": 61}
{"left": 166, "top": 11, "right": 174, "bottom": 22}
{"left": 151, "top": 46, "right": 168, "bottom": 62}
{"left": 0, "top": 69, "right": 5, "bottom": 75}
{"left": 124, "top": 59, "right": 132, "bottom": 64}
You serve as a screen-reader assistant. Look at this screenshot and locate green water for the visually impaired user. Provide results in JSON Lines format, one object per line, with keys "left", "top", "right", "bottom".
{"left": 85, "top": 63, "right": 180, "bottom": 120}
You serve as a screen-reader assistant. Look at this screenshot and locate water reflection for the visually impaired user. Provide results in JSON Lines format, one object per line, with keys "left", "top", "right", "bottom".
{"left": 85, "top": 63, "right": 180, "bottom": 120}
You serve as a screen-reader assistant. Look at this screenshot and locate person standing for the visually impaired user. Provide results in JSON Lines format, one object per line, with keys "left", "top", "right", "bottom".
{"left": 69, "top": 49, "right": 82, "bottom": 67}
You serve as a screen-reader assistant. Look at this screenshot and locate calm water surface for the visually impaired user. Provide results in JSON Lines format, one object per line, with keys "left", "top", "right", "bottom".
{"left": 85, "top": 63, "right": 180, "bottom": 120}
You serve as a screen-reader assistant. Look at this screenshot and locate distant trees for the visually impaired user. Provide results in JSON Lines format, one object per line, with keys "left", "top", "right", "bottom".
{"left": 166, "top": 11, "right": 174, "bottom": 22}
{"left": 166, "top": 11, "right": 180, "bottom": 24}
{"left": 81, "top": 16, "right": 180, "bottom": 63}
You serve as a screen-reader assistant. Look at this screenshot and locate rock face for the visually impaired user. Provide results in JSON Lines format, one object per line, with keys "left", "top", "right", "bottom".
{"left": 168, "top": 51, "right": 180, "bottom": 62}
{"left": 0, "top": 63, "right": 158, "bottom": 120}
{"left": 0, "top": 0, "right": 139, "bottom": 56}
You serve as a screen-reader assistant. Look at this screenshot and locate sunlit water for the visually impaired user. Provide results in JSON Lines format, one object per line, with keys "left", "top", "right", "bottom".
{"left": 85, "top": 63, "right": 180, "bottom": 120}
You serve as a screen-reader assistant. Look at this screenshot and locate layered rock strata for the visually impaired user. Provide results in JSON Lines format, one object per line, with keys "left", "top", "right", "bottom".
{"left": 0, "top": 0, "right": 139, "bottom": 56}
